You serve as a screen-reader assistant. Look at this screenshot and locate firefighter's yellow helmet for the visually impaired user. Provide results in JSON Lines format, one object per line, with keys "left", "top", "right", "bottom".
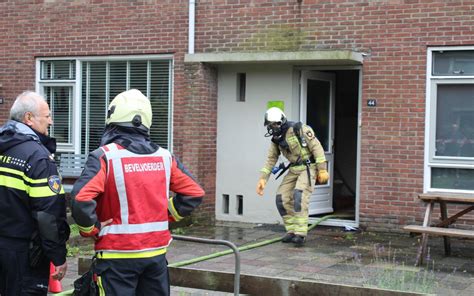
{"left": 106, "top": 89, "right": 152, "bottom": 131}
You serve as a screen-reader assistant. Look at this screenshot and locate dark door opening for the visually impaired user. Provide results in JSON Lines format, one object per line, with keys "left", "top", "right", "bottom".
{"left": 309, "top": 69, "right": 359, "bottom": 221}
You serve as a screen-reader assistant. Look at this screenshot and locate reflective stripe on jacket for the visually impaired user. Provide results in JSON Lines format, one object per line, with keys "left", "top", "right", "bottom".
{"left": 260, "top": 124, "right": 327, "bottom": 181}
{"left": 96, "top": 143, "right": 172, "bottom": 252}
{"left": 0, "top": 120, "right": 69, "bottom": 266}
{"left": 72, "top": 141, "right": 205, "bottom": 257}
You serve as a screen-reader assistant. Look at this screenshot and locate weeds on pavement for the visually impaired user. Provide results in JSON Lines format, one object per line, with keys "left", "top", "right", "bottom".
{"left": 352, "top": 242, "right": 438, "bottom": 294}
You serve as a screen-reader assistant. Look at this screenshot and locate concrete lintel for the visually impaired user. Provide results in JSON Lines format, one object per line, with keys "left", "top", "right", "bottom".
{"left": 184, "top": 51, "right": 363, "bottom": 65}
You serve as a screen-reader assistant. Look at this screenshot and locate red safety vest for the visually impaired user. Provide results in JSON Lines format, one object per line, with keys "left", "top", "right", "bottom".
{"left": 94, "top": 143, "right": 172, "bottom": 253}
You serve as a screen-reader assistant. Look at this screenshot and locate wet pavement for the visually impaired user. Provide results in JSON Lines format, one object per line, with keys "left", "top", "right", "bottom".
{"left": 56, "top": 221, "right": 474, "bottom": 295}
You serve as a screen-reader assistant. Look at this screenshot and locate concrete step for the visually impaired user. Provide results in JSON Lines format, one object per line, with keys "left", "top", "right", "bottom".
{"left": 169, "top": 266, "right": 428, "bottom": 296}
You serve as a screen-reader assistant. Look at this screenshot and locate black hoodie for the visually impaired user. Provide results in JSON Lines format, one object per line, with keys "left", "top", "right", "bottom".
{"left": 0, "top": 120, "right": 69, "bottom": 266}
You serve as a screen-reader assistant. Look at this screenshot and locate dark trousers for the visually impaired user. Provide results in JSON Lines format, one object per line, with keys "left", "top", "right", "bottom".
{"left": 94, "top": 254, "right": 169, "bottom": 296}
{"left": 0, "top": 247, "right": 49, "bottom": 296}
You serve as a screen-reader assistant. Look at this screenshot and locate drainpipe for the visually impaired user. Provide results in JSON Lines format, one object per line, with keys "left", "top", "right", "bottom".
{"left": 188, "top": 0, "right": 195, "bottom": 54}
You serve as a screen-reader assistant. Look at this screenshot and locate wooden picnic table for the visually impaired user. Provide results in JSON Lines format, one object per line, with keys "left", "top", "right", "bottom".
{"left": 403, "top": 192, "right": 474, "bottom": 265}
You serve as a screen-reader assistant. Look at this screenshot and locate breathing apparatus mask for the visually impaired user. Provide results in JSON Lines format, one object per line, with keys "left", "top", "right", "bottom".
{"left": 264, "top": 107, "right": 287, "bottom": 138}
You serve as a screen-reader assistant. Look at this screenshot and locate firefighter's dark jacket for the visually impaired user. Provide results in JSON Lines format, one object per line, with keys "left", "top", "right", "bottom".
{"left": 0, "top": 120, "right": 70, "bottom": 266}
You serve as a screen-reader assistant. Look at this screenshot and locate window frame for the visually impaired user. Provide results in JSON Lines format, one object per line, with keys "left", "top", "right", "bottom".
{"left": 36, "top": 55, "right": 174, "bottom": 154}
{"left": 425, "top": 46, "right": 474, "bottom": 193}
{"left": 41, "top": 83, "right": 76, "bottom": 152}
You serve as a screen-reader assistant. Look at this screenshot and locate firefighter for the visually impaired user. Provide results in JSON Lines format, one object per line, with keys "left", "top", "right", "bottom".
{"left": 256, "top": 107, "right": 329, "bottom": 247}
{"left": 0, "top": 91, "right": 70, "bottom": 295}
{"left": 71, "top": 89, "right": 205, "bottom": 295}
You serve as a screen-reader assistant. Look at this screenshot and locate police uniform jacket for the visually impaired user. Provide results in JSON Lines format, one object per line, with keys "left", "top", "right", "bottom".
{"left": 0, "top": 120, "right": 69, "bottom": 266}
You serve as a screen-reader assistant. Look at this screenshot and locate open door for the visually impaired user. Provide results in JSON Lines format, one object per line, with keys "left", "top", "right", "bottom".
{"left": 300, "top": 71, "right": 335, "bottom": 215}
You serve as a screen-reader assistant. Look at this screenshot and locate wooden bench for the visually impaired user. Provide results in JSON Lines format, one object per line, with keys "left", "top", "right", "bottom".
{"left": 58, "top": 153, "right": 87, "bottom": 192}
{"left": 403, "top": 192, "right": 474, "bottom": 265}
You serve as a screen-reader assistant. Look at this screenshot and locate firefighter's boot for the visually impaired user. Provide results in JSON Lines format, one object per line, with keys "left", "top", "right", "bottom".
{"left": 292, "top": 235, "right": 306, "bottom": 247}
{"left": 281, "top": 233, "right": 295, "bottom": 243}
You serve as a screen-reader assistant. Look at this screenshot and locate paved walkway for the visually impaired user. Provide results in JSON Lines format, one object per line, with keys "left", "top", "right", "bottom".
{"left": 57, "top": 222, "right": 474, "bottom": 295}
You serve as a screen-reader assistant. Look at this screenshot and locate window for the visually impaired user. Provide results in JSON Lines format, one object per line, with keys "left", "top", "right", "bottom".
{"left": 426, "top": 48, "right": 474, "bottom": 192}
{"left": 222, "top": 194, "right": 229, "bottom": 214}
{"left": 236, "top": 73, "right": 246, "bottom": 102}
{"left": 236, "top": 195, "right": 243, "bottom": 215}
{"left": 39, "top": 60, "right": 76, "bottom": 151}
{"left": 44, "top": 86, "right": 73, "bottom": 145}
{"left": 432, "top": 50, "right": 474, "bottom": 76}
{"left": 41, "top": 60, "right": 75, "bottom": 80}
{"left": 37, "top": 56, "right": 173, "bottom": 154}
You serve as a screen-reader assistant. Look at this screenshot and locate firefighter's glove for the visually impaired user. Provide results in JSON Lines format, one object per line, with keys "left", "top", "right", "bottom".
{"left": 317, "top": 169, "right": 329, "bottom": 184}
{"left": 256, "top": 179, "right": 267, "bottom": 196}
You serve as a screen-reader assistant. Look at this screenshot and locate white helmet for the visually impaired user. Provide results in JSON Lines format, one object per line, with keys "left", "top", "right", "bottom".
{"left": 264, "top": 107, "right": 287, "bottom": 137}
{"left": 106, "top": 89, "right": 152, "bottom": 131}
{"left": 264, "top": 107, "right": 287, "bottom": 126}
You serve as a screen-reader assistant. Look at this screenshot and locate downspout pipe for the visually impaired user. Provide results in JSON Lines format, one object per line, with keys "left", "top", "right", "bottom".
{"left": 188, "top": 0, "right": 195, "bottom": 54}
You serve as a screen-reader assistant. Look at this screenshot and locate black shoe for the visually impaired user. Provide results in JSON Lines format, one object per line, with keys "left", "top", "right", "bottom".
{"left": 292, "top": 235, "right": 306, "bottom": 247}
{"left": 281, "top": 233, "right": 295, "bottom": 243}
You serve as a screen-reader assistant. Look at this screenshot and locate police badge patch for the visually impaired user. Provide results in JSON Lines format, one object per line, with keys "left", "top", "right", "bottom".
{"left": 48, "top": 175, "right": 62, "bottom": 194}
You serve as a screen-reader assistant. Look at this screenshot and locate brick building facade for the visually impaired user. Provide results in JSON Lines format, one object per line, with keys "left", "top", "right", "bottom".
{"left": 1, "top": 0, "right": 473, "bottom": 231}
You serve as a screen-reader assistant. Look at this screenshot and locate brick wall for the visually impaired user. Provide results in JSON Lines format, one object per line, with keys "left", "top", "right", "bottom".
{"left": 191, "top": 0, "right": 474, "bottom": 231}
{"left": 180, "top": 62, "right": 218, "bottom": 221}
{"left": 0, "top": 0, "right": 214, "bottom": 217}
{"left": 0, "top": 1, "right": 189, "bottom": 98}
{"left": 1, "top": 0, "right": 474, "bottom": 230}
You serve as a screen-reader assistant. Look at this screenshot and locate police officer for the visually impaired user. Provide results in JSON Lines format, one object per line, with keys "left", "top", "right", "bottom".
{"left": 256, "top": 107, "right": 329, "bottom": 247}
{"left": 0, "top": 91, "right": 70, "bottom": 295}
{"left": 72, "top": 89, "right": 205, "bottom": 295}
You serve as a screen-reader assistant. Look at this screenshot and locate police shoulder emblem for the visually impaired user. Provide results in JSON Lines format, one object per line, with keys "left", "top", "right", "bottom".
{"left": 48, "top": 175, "right": 62, "bottom": 194}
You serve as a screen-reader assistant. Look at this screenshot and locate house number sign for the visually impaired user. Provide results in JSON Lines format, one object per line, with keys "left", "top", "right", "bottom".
{"left": 367, "top": 99, "right": 376, "bottom": 107}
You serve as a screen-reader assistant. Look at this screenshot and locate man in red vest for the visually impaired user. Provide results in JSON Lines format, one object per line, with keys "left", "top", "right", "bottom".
{"left": 72, "top": 89, "right": 204, "bottom": 295}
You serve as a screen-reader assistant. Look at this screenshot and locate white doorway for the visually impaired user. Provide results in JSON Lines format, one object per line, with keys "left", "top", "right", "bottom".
{"left": 300, "top": 71, "right": 335, "bottom": 215}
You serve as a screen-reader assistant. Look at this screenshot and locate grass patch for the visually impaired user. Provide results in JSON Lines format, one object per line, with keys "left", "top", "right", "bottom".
{"left": 69, "top": 223, "right": 80, "bottom": 238}
{"left": 66, "top": 223, "right": 95, "bottom": 257}
{"left": 363, "top": 263, "right": 436, "bottom": 293}
{"left": 171, "top": 227, "right": 187, "bottom": 235}
{"left": 353, "top": 243, "right": 438, "bottom": 294}
{"left": 66, "top": 242, "right": 95, "bottom": 257}
{"left": 344, "top": 233, "right": 355, "bottom": 241}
